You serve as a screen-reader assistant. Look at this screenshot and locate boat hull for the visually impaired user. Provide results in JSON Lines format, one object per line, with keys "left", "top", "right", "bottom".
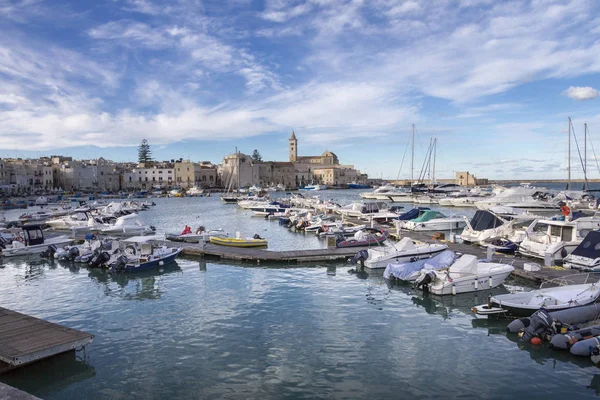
{"left": 125, "top": 248, "right": 182, "bottom": 272}
{"left": 365, "top": 246, "right": 447, "bottom": 269}
{"left": 209, "top": 237, "right": 268, "bottom": 248}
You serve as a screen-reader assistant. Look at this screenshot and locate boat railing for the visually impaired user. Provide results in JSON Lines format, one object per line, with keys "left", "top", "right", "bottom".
{"left": 540, "top": 272, "right": 600, "bottom": 289}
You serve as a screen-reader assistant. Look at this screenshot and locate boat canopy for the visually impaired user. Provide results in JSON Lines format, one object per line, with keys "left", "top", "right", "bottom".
{"left": 22, "top": 224, "right": 44, "bottom": 245}
{"left": 411, "top": 210, "right": 444, "bottom": 223}
{"left": 397, "top": 208, "right": 429, "bottom": 221}
{"left": 570, "top": 231, "right": 600, "bottom": 259}
{"left": 469, "top": 210, "right": 505, "bottom": 231}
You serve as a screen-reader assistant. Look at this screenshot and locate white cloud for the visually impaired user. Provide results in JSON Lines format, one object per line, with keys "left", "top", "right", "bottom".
{"left": 562, "top": 86, "right": 600, "bottom": 101}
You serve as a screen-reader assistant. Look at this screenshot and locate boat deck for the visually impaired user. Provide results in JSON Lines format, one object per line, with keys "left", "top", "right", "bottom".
{"left": 0, "top": 307, "right": 93, "bottom": 373}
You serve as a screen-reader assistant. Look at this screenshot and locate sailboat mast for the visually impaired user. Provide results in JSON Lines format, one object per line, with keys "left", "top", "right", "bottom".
{"left": 585, "top": 123, "right": 588, "bottom": 190}
{"left": 432, "top": 138, "right": 437, "bottom": 186}
{"left": 411, "top": 124, "right": 415, "bottom": 188}
{"left": 236, "top": 146, "right": 240, "bottom": 192}
{"left": 568, "top": 117, "right": 571, "bottom": 190}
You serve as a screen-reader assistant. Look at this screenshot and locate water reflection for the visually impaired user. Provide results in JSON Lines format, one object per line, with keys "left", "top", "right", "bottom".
{"left": 1, "top": 351, "right": 95, "bottom": 399}
{"left": 87, "top": 263, "right": 183, "bottom": 300}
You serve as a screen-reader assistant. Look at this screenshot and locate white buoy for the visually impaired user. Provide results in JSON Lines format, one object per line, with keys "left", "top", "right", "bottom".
{"left": 474, "top": 278, "right": 478, "bottom": 290}
{"left": 159, "top": 261, "right": 164, "bottom": 266}
{"left": 451, "top": 284, "right": 457, "bottom": 296}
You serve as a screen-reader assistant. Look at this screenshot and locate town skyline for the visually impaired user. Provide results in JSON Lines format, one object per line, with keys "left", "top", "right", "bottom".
{"left": 1, "top": 1, "right": 600, "bottom": 181}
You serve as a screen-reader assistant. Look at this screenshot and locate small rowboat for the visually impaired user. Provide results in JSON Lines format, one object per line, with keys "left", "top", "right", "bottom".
{"left": 209, "top": 236, "right": 268, "bottom": 248}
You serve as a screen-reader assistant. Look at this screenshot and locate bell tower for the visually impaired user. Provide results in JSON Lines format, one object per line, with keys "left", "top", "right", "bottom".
{"left": 289, "top": 131, "right": 297, "bottom": 162}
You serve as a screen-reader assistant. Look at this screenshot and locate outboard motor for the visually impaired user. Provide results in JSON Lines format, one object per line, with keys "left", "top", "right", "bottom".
{"left": 150, "top": 225, "right": 156, "bottom": 232}
{"left": 40, "top": 244, "right": 58, "bottom": 259}
{"left": 0, "top": 237, "right": 7, "bottom": 249}
{"left": 414, "top": 271, "right": 436, "bottom": 292}
{"left": 89, "top": 250, "right": 111, "bottom": 268}
{"left": 67, "top": 246, "right": 80, "bottom": 261}
{"left": 349, "top": 249, "right": 369, "bottom": 265}
{"left": 253, "top": 234, "right": 263, "bottom": 240}
{"left": 521, "top": 308, "right": 554, "bottom": 343}
{"left": 110, "top": 255, "right": 129, "bottom": 273}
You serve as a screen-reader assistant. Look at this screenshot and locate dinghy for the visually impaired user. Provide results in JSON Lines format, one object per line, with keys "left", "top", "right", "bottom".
{"left": 473, "top": 273, "right": 600, "bottom": 317}
{"left": 335, "top": 229, "right": 387, "bottom": 248}
{"left": 209, "top": 235, "right": 268, "bottom": 248}
{"left": 414, "top": 254, "right": 514, "bottom": 296}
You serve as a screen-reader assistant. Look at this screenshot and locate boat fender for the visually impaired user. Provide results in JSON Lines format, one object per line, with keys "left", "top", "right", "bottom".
{"left": 474, "top": 278, "right": 478, "bottom": 290}
{"left": 488, "top": 276, "right": 493, "bottom": 287}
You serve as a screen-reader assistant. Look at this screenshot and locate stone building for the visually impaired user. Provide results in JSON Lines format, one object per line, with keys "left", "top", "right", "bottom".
{"left": 174, "top": 160, "right": 217, "bottom": 188}
{"left": 455, "top": 171, "right": 488, "bottom": 186}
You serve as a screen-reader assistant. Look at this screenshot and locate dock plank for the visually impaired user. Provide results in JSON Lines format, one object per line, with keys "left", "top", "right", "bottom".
{"left": 0, "top": 307, "right": 93, "bottom": 368}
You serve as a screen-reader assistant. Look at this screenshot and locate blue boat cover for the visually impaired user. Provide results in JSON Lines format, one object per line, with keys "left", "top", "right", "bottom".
{"left": 383, "top": 250, "right": 456, "bottom": 281}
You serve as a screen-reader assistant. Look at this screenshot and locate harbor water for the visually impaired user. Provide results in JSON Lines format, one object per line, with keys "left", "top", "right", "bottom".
{"left": 0, "top": 192, "right": 599, "bottom": 399}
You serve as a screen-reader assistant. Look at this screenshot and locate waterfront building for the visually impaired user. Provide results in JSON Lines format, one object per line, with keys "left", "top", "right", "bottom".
{"left": 123, "top": 162, "right": 175, "bottom": 191}
{"left": 174, "top": 160, "right": 217, "bottom": 188}
{"left": 456, "top": 171, "right": 488, "bottom": 186}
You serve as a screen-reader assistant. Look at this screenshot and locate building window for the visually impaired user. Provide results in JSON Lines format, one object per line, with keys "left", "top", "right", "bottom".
{"left": 159, "top": 177, "right": 163, "bottom": 182}
{"left": 202, "top": 176, "right": 206, "bottom": 181}
{"left": 210, "top": 176, "right": 213, "bottom": 181}
{"left": 153, "top": 177, "right": 156, "bottom": 182}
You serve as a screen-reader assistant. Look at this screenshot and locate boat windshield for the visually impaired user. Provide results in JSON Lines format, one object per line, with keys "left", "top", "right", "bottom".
{"left": 469, "top": 210, "right": 504, "bottom": 231}
{"left": 570, "top": 231, "right": 600, "bottom": 259}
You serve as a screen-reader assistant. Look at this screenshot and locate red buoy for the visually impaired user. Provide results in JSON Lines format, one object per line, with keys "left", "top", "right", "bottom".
{"left": 531, "top": 337, "right": 542, "bottom": 345}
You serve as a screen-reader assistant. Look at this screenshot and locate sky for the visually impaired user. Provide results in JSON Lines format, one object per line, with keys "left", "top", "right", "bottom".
{"left": 1, "top": 0, "right": 600, "bottom": 180}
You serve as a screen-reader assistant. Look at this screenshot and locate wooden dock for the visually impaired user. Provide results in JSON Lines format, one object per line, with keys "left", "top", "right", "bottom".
{"left": 0, "top": 307, "right": 93, "bottom": 373}
{"left": 182, "top": 243, "right": 362, "bottom": 263}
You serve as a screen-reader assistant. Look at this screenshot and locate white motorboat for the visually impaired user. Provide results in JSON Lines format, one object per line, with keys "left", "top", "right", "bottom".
{"left": 45, "top": 210, "right": 102, "bottom": 231}
{"left": 300, "top": 184, "right": 327, "bottom": 191}
{"left": 99, "top": 213, "right": 156, "bottom": 236}
{"left": 108, "top": 235, "right": 183, "bottom": 273}
{"left": 564, "top": 231, "right": 600, "bottom": 271}
{"left": 397, "top": 210, "right": 466, "bottom": 232}
{"left": 414, "top": 254, "right": 514, "bottom": 295}
{"left": 1, "top": 225, "right": 72, "bottom": 257}
{"left": 460, "top": 210, "right": 537, "bottom": 245}
{"left": 186, "top": 186, "right": 207, "bottom": 197}
{"left": 517, "top": 216, "right": 600, "bottom": 262}
{"left": 359, "top": 184, "right": 396, "bottom": 200}
{"left": 474, "top": 186, "right": 547, "bottom": 210}
{"left": 363, "top": 237, "right": 448, "bottom": 269}
{"left": 473, "top": 273, "right": 600, "bottom": 317}
{"left": 383, "top": 250, "right": 456, "bottom": 282}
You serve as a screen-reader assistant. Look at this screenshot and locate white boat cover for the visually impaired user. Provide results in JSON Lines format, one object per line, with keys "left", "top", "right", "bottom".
{"left": 395, "top": 237, "right": 416, "bottom": 251}
{"left": 448, "top": 254, "right": 478, "bottom": 275}
{"left": 383, "top": 250, "right": 456, "bottom": 281}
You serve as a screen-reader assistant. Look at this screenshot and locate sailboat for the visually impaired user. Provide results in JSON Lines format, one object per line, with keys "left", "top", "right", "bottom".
{"left": 221, "top": 148, "right": 243, "bottom": 204}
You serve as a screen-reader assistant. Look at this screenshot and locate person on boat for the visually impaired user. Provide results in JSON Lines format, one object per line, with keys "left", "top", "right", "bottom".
{"left": 181, "top": 225, "right": 192, "bottom": 235}
{"left": 196, "top": 226, "right": 205, "bottom": 235}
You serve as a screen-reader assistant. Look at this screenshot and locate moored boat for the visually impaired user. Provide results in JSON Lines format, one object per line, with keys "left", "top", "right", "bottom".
{"left": 209, "top": 235, "right": 268, "bottom": 248}
{"left": 1, "top": 225, "right": 72, "bottom": 257}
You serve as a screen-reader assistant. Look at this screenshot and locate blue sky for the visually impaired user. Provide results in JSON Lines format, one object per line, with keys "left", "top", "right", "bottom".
{"left": 1, "top": 0, "right": 600, "bottom": 180}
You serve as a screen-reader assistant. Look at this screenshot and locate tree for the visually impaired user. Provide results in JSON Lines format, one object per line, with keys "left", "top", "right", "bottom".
{"left": 251, "top": 149, "right": 262, "bottom": 162}
{"left": 138, "top": 139, "right": 153, "bottom": 164}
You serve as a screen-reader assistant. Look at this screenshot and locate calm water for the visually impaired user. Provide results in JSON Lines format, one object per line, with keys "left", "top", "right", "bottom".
{"left": 0, "top": 192, "right": 599, "bottom": 399}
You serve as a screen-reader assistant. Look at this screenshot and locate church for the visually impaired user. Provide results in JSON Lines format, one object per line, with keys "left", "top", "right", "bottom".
{"left": 220, "top": 131, "right": 367, "bottom": 189}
